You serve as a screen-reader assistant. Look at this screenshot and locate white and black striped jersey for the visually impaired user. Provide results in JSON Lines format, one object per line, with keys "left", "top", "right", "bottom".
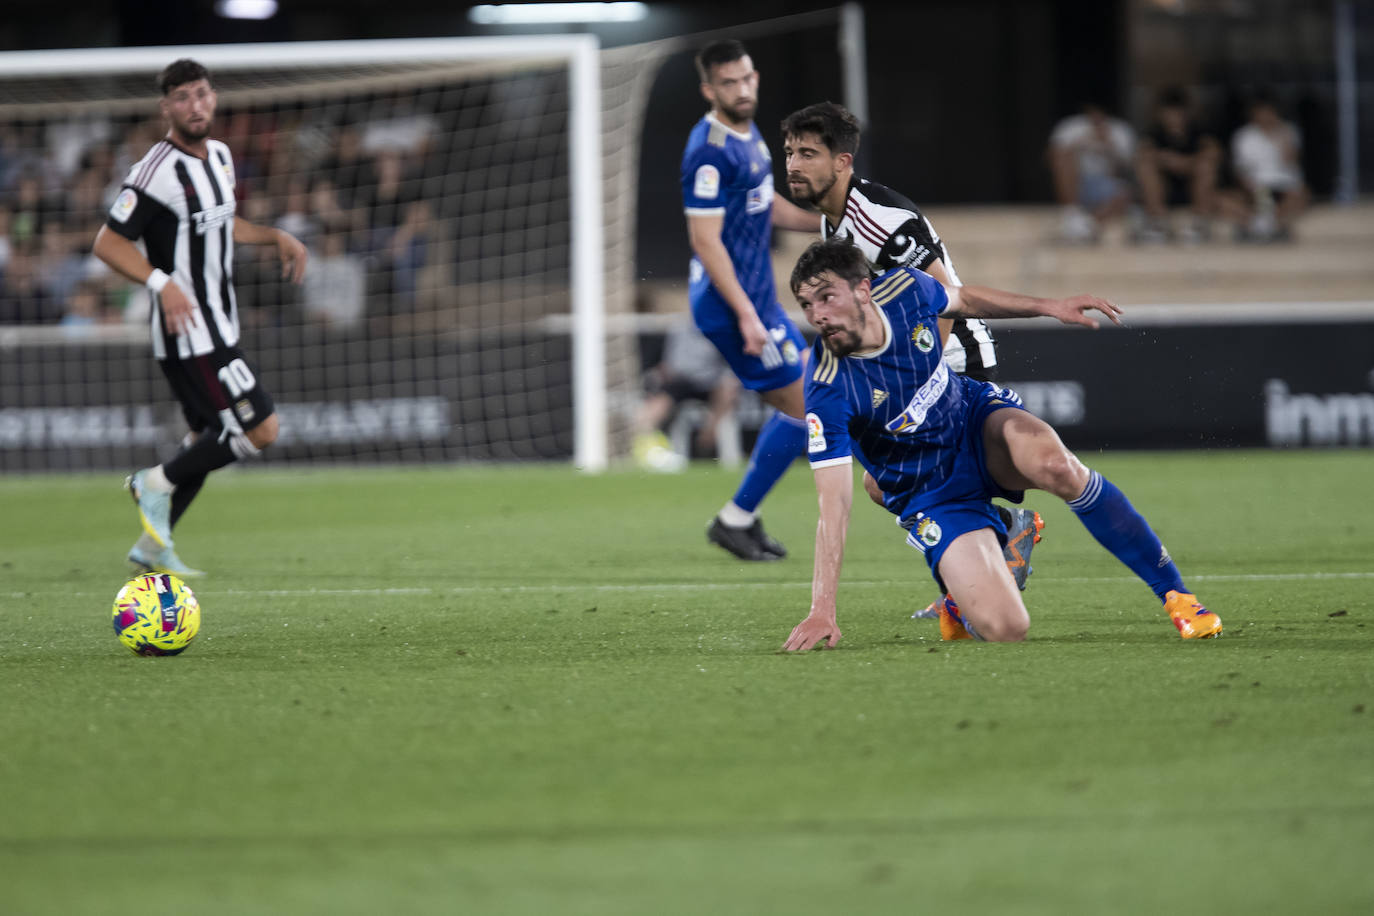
{"left": 105, "top": 138, "right": 239, "bottom": 360}
{"left": 821, "top": 176, "right": 998, "bottom": 378}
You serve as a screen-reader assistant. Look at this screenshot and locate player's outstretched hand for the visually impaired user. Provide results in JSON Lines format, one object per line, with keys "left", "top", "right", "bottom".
{"left": 783, "top": 613, "right": 842, "bottom": 652}
{"left": 1049, "top": 294, "right": 1123, "bottom": 329}
{"left": 275, "top": 228, "right": 309, "bottom": 283}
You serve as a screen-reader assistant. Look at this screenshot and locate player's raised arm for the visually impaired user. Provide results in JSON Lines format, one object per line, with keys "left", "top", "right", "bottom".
{"left": 942, "top": 283, "right": 1124, "bottom": 329}
{"left": 783, "top": 463, "right": 852, "bottom": 652}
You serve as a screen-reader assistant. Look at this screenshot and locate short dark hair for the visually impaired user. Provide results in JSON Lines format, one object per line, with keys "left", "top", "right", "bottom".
{"left": 159, "top": 59, "right": 211, "bottom": 96}
{"left": 1157, "top": 86, "right": 1189, "bottom": 109}
{"left": 790, "top": 237, "right": 870, "bottom": 297}
{"left": 780, "top": 101, "right": 861, "bottom": 157}
{"left": 695, "top": 40, "right": 748, "bottom": 83}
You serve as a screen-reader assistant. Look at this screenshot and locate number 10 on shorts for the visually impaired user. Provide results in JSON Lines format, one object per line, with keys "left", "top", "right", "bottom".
{"left": 217, "top": 358, "right": 256, "bottom": 397}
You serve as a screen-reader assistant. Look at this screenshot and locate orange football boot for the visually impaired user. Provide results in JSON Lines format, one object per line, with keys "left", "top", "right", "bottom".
{"left": 939, "top": 595, "right": 973, "bottom": 641}
{"left": 1164, "top": 590, "right": 1222, "bottom": 639}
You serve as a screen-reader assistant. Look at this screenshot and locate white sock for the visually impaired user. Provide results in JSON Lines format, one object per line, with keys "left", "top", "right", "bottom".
{"left": 143, "top": 464, "right": 174, "bottom": 493}
{"left": 717, "top": 501, "right": 755, "bottom": 529}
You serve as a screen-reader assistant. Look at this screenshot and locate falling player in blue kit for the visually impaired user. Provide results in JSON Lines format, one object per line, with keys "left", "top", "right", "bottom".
{"left": 780, "top": 238, "right": 1221, "bottom": 650}
{"left": 681, "top": 40, "right": 822, "bottom": 561}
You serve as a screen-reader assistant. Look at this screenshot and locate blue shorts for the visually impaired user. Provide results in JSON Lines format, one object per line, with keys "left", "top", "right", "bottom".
{"left": 690, "top": 285, "right": 805, "bottom": 392}
{"left": 902, "top": 378, "right": 1028, "bottom": 589}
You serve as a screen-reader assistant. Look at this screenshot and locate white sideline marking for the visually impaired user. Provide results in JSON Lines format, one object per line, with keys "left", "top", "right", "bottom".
{"left": 10, "top": 571, "right": 1373, "bottom": 602}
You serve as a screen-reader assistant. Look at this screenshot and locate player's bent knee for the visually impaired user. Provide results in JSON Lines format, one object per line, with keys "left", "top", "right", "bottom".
{"left": 1033, "top": 449, "right": 1089, "bottom": 500}
{"left": 247, "top": 413, "right": 278, "bottom": 450}
{"left": 970, "top": 607, "right": 1029, "bottom": 642}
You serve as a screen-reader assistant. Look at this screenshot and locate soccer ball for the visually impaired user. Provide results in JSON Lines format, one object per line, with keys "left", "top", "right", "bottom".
{"left": 111, "top": 573, "right": 201, "bottom": 656}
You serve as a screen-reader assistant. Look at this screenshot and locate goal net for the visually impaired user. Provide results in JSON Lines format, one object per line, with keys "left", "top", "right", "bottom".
{"left": 0, "top": 11, "right": 857, "bottom": 475}
{"left": 0, "top": 37, "right": 619, "bottom": 472}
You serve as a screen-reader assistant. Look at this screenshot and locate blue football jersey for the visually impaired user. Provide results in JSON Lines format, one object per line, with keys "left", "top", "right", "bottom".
{"left": 681, "top": 113, "right": 778, "bottom": 317}
{"left": 805, "top": 267, "right": 1006, "bottom": 522}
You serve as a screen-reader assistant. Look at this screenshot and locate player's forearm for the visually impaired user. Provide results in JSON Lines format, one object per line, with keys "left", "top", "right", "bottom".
{"left": 809, "top": 466, "right": 853, "bottom": 617}
{"left": 92, "top": 226, "right": 156, "bottom": 286}
{"left": 772, "top": 196, "right": 822, "bottom": 233}
{"left": 692, "top": 235, "right": 758, "bottom": 321}
{"left": 233, "top": 216, "right": 282, "bottom": 246}
{"left": 945, "top": 284, "right": 1051, "bottom": 320}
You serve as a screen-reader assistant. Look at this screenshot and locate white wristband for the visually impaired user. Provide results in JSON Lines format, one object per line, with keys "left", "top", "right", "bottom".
{"left": 145, "top": 269, "right": 170, "bottom": 294}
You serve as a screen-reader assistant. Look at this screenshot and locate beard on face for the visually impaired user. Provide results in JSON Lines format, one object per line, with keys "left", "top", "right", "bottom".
{"left": 719, "top": 97, "right": 755, "bottom": 124}
{"left": 173, "top": 118, "right": 211, "bottom": 142}
{"left": 821, "top": 303, "right": 867, "bottom": 356}
{"left": 789, "top": 172, "right": 835, "bottom": 204}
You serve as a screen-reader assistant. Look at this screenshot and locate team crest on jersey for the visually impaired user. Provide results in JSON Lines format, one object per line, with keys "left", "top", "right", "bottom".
{"left": 805, "top": 412, "right": 826, "bottom": 454}
{"left": 915, "top": 516, "right": 942, "bottom": 548}
{"left": 221, "top": 160, "right": 234, "bottom": 186}
{"left": 693, "top": 164, "right": 720, "bottom": 200}
{"left": 872, "top": 389, "right": 888, "bottom": 408}
{"left": 110, "top": 188, "right": 137, "bottom": 223}
{"left": 745, "top": 174, "right": 773, "bottom": 214}
{"left": 782, "top": 340, "right": 799, "bottom": 366}
{"left": 911, "top": 323, "right": 935, "bottom": 352}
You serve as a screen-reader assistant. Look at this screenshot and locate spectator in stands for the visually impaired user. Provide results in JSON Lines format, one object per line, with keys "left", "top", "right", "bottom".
{"left": 37, "top": 219, "right": 87, "bottom": 306}
{"left": 234, "top": 195, "right": 302, "bottom": 328}
{"left": 1228, "top": 89, "right": 1310, "bottom": 242}
{"left": 1048, "top": 102, "right": 1136, "bottom": 244}
{"left": 301, "top": 220, "right": 366, "bottom": 331}
{"left": 9, "top": 168, "right": 51, "bottom": 248}
{"left": 275, "top": 176, "right": 320, "bottom": 251}
{"left": 318, "top": 125, "right": 369, "bottom": 214}
{"left": 0, "top": 242, "right": 57, "bottom": 324}
{"left": 632, "top": 315, "right": 740, "bottom": 473}
{"left": 1134, "top": 87, "right": 1221, "bottom": 243}
{"left": 360, "top": 148, "right": 432, "bottom": 318}
{"left": 60, "top": 279, "right": 115, "bottom": 330}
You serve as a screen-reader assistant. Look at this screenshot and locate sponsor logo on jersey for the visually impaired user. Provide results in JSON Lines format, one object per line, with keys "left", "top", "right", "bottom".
{"left": 872, "top": 389, "right": 888, "bottom": 408}
{"left": 886, "top": 361, "right": 950, "bottom": 434}
{"left": 805, "top": 412, "right": 827, "bottom": 453}
{"left": 745, "top": 174, "right": 773, "bottom": 215}
{"left": 110, "top": 188, "right": 138, "bottom": 223}
{"left": 915, "top": 516, "right": 942, "bottom": 548}
{"left": 911, "top": 323, "right": 935, "bottom": 352}
{"left": 693, "top": 164, "right": 720, "bottom": 200}
{"left": 192, "top": 201, "right": 236, "bottom": 236}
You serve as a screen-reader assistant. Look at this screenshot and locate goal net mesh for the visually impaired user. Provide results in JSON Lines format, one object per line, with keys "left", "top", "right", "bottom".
{"left": 0, "top": 45, "right": 646, "bottom": 470}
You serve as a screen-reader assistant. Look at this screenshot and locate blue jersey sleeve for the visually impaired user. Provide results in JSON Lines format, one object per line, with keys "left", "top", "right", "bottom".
{"left": 910, "top": 267, "right": 950, "bottom": 316}
{"left": 805, "top": 350, "right": 854, "bottom": 468}
{"left": 682, "top": 142, "right": 734, "bottom": 215}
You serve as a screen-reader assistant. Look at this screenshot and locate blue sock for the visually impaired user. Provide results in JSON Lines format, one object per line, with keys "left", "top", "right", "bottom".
{"left": 730, "top": 411, "right": 808, "bottom": 514}
{"left": 1068, "top": 470, "right": 1187, "bottom": 600}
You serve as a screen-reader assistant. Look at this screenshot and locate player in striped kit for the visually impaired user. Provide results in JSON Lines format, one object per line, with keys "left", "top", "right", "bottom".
{"left": 780, "top": 101, "right": 1043, "bottom": 614}
{"left": 93, "top": 58, "right": 307, "bottom": 576}
{"left": 780, "top": 238, "right": 1220, "bottom": 650}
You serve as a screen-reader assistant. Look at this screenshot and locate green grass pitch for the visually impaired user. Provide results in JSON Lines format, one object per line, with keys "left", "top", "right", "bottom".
{"left": 2, "top": 450, "right": 1372, "bottom": 915}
